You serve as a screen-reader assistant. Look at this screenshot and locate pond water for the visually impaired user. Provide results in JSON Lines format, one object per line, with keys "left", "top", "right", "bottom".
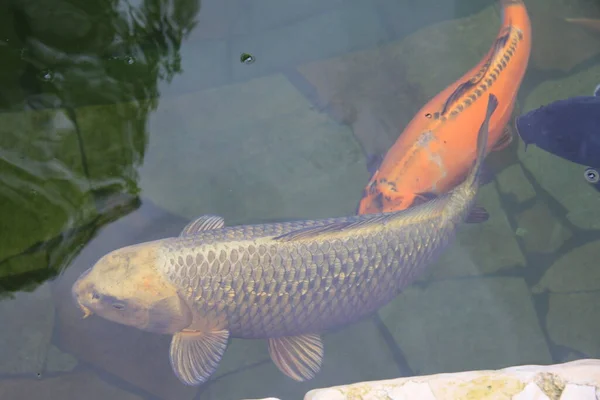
{"left": 0, "top": 0, "right": 599, "bottom": 399}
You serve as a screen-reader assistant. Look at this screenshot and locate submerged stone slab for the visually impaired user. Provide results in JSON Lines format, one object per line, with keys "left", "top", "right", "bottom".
{"left": 417, "top": 184, "right": 526, "bottom": 281}
{"left": 515, "top": 199, "right": 573, "bottom": 255}
{"left": 158, "top": 38, "right": 230, "bottom": 97}
{"left": 0, "top": 282, "right": 55, "bottom": 377}
{"left": 304, "top": 359, "right": 600, "bottom": 400}
{"left": 525, "top": 0, "right": 600, "bottom": 72}
{"left": 496, "top": 164, "right": 537, "bottom": 204}
{"left": 229, "top": 4, "right": 388, "bottom": 83}
{"left": 44, "top": 345, "right": 78, "bottom": 373}
{"left": 238, "top": 0, "right": 344, "bottom": 36}
{"left": 0, "top": 369, "right": 143, "bottom": 400}
{"left": 379, "top": 277, "right": 552, "bottom": 376}
{"left": 295, "top": 4, "right": 500, "bottom": 161}
{"left": 547, "top": 292, "right": 600, "bottom": 357}
{"left": 201, "top": 318, "right": 401, "bottom": 400}
{"left": 533, "top": 241, "right": 600, "bottom": 294}
{"left": 140, "top": 74, "right": 369, "bottom": 225}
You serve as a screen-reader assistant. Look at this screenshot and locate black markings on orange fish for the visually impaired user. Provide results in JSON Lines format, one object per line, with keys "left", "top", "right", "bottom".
{"left": 439, "top": 31, "right": 511, "bottom": 117}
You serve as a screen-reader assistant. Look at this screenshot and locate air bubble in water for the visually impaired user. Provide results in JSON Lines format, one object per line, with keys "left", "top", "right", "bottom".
{"left": 39, "top": 69, "right": 54, "bottom": 82}
{"left": 240, "top": 53, "right": 255, "bottom": 64}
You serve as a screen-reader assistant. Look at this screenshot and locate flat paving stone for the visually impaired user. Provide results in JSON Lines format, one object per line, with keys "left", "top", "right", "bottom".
{"left": 140, "top": 73, "right": 369, "bottom": 225}
{"left": 547, "top": 292, "right": 600, "bottom": 357}
{"left": 379, "top": 277, "right": 552, "bottom": 376}
{"left": 157, "top": 38, "right": 230, "bottom": 97}
{"left": 0, "top": 283, "right": 55, "bottom": 377}
{"left": 229, "top": 4, "right": 388, "bottom": 83}
{"left": 533, "top": 241, "right": 600, "bottom": 294}
{"left": 0, "top": 369, "right": 143, "bottom": 400}
{"left": 515, "top": 199, "right": 573, "bottom": 255}
{"left": 525, "top": 0, "right": 600, "bottom": 72}
{"left": 416, "top": 184, "right": 526, "bottom": 281}
{"left": 496, "top": 164, "right": 537, "bottom": 204}
{"left": 200, "top": 318, "right": 401, "bottom": 400}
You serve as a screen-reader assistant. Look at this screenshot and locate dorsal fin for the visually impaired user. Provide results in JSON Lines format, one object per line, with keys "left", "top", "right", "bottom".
{"left": 440, "top": 81, "right": 476, "bottom": 116}
{"left": 273, "top": 215, "right": 393, "bottom": 242}
{"left": 180, "top": 215, "right": 225, "bottom": 236}
{"left": 440, "top": 32, "right": 509, "bottom": 116}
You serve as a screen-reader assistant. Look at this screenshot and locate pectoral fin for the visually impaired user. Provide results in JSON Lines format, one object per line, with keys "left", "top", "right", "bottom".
{"left": 412, "top": 192, "right": 438, "bottom": 207}
{"left": 180, "top": 215, "right": 225, "bottom": 236}
{"left": 465, "top": 206, "right": 490, "bottom": 223}
{"left": 169, "top": 330, "right": 230, "bottom": 385}
{"left": 491, "top": 125, "right": 513, "bottom": 152}
{"left": 268, "top": 334, "right": 324, "bottom": 381}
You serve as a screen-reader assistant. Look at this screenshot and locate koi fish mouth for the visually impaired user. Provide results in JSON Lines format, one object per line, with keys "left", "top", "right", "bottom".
{"left": 78, "top": 302, "right": 93, "bottom": 319}
{"left": 72, "top": 267, "right": 95, "bottom": 319}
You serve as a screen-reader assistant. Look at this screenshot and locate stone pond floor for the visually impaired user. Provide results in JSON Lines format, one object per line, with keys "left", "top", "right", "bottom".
{"left": 1, "top": 0, "right": 600, "bottom": 399}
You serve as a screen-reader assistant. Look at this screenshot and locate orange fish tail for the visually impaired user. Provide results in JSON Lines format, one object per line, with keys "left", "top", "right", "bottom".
{"left": 500, "top": 0, "right": 530, "bottom": 32}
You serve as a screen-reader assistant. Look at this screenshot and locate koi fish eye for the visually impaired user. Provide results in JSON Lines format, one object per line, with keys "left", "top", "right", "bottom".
{"left": 584, "top": 168, "right": 599, "bottom": 184}
{"left": 112, "top": 302, "right": 126, "bottom": 310}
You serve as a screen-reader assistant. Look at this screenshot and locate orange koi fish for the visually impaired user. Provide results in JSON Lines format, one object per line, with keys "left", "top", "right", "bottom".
{"left": 357, "top": 0, "right": 531, "bottom": 217}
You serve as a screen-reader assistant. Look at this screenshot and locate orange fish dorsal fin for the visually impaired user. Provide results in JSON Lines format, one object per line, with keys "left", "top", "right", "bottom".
{"left": 440, "top": 80, "right": 477, "bottom": 116}
{"left": 439, "top": 31, "right": 510, "bottom": 117}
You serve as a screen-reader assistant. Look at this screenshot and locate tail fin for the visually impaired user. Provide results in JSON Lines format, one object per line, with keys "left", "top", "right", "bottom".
{"left": 465, "top": 94, "right": 499, "bottom": 189}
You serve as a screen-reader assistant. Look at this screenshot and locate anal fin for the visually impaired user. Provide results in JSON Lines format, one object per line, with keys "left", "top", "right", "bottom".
{"left": 268, "top": 334, "right": 324, "bottom": 381}
{"left": 491, "top": 125, "right": 513, "bottom": 152}
{"left": 479, "top": 163, "right": 495, "bottom": 186}
{"left": 169, "top": 330, "right": 230, "bottom": 385}
{"left": 411, "top": 192, "right": 439, "bottom": 207}
{"left": 466, "top": 205, "right": 489, "bottom": 223}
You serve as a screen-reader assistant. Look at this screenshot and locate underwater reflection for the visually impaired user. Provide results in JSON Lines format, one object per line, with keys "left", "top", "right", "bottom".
{"left": 0, "top": 0, "right": 201, "bottom": 296}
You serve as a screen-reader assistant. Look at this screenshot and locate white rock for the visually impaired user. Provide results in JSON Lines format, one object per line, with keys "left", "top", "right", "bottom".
{"left": 512, "top": 382, "right": 550, "bottom": 400}
{"left": 304, "top": 389, "right": 345, "bottom": 400}
{"left": 303, "top": 359, "right": 600, "bottom": 400}
{"left": 560, "top": 383, "right": 597, "bottom": 399}
{"left": 387, "top": 381, "right": 436, "bottom": 399}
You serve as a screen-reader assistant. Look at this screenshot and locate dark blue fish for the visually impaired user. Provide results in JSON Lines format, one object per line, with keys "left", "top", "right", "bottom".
{"left": 515, "top": 84, "right": 600, "bottom": 191}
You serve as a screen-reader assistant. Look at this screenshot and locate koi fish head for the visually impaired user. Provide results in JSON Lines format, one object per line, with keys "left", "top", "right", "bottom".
{"left": 72, "top": 242, "right": 192, "bottom": 334}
